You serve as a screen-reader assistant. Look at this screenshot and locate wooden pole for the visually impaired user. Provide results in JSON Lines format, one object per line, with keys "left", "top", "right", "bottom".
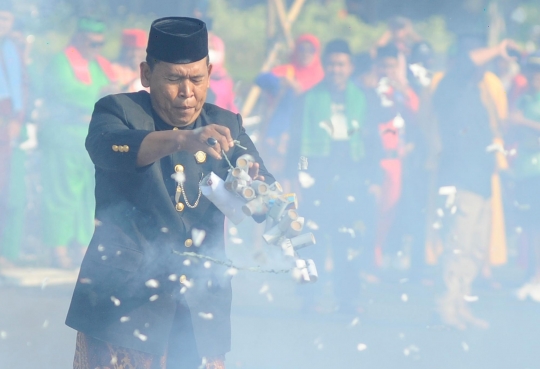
{"left": 272, "top": 0, "right": 294, "bottom": 49}
{"left": 240, "top": 0, "right": 308, "bottom": 118}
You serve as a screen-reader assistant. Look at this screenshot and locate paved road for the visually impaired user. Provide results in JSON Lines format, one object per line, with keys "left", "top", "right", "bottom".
{"left": 0, "top": 267, "right": 537, "bottom": 369}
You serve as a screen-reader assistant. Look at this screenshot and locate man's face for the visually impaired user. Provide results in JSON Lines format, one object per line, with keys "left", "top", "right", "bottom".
{"left": 0, "top": 11, "right": 14, "bottom": 38}
{"left": 79, "top": 32, "right": 105, "bottom": 60}
{"left": 141, "top": 57, "right": 212, "bottom": 127}
{"left": 296, "top": 41, "right": 317, "bottom": 67}
{"left": 324, "top": 53, "right": 353, "bottom": 89}
{"left": 377, "top": 57, "right": 399, "bottom": 81}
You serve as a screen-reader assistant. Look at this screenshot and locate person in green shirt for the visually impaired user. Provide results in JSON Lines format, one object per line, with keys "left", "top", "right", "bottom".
{"left": 510, "top": 53, "right": 540, "bottom": 301}
{"left": 38, "top": 18, "right": 116, "bottom": 268}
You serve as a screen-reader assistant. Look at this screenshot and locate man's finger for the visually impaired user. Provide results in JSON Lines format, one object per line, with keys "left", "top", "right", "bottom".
{"left": 206, "top": 146, "right": 222, "bottom": 160}
{"left": 213, "top": 125, "right": 234, "bottom": 147}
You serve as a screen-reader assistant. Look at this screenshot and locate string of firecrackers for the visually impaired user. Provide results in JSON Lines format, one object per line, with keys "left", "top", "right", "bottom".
{"left": 185, "top": 147, "right": 318, "bottom": 283}
{"left": 172, "top": 250, "right": 294, "bottom": 275}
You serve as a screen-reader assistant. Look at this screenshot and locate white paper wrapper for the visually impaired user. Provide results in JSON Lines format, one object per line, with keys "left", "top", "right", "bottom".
{"left": 200, "top": 172, "right": 246, "bottom": 225}
{"left": 306, "top": 259, "right": 318, "bottom": 282}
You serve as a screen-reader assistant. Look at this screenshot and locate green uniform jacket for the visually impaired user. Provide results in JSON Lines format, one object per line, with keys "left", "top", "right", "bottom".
{"left": 65, "top": 91, "right": 273, "bottom": 357}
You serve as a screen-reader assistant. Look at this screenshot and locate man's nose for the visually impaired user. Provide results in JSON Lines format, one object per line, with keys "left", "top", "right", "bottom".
{"left": 178, "top": 82, "right": 193, "bottom": 98}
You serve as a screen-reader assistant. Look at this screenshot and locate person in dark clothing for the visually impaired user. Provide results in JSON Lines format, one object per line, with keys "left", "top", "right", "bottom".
{"left": 288, "top": 39, "right": 383, "bottom": 313}
{"left": 65, "top": 17, "right": 273, "bottom": 369}
{"left": 432, "top": 35, "right": 514, "bottom": 329}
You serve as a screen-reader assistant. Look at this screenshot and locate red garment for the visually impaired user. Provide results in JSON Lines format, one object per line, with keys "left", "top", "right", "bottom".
{"left": 122, "top": 29, "right": 148, "bottom": 48}
{"left": 65, "top": 46, "right": 116, "bottom": 84}
{"left": 272, "top": 34, "right": 324, "bottom": 93}
{"left": 208, "top": 33, "right": 238, "bottom": 113}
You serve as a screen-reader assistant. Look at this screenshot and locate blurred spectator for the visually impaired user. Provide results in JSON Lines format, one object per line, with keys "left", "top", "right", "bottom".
{"left": 509, "top": 53, "right": 540, "bottom": 302}
{"left": 37, "top": 17, "right": 115, "bottom": 268}
{"left": 0, "top": 3, "right": 24, "bottom": 267}
{"left": 375, "top": 16, "right": 422, "bottom": 86}
{"left": 369, "top": 44, "right": 419, "bottom": 267}
{"left": 208, "top": 32, "right": 238, "bottom": 113}
{"left": 256, "top": 34, "right": 324, "bottom": 175}
{"left": 432, "top": 36, "right": 513, "bottom": 329}
{"left": 288, "top": 39, "right": 382, "bottom": 313}
{"left": 111, "top": 29, "right": 147, "bottom": 93}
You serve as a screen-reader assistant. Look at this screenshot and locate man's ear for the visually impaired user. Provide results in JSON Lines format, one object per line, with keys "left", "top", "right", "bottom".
{"left": 207, "top": 63, "right": 213, "bottom": 87}
{"left": 140, "top": 62, "right": 151, "bottom": 88}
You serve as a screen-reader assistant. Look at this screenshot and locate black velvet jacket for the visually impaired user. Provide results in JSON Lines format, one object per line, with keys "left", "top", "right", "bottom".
{"left": 65, "top": 91, "right": 273, "bottom": 357}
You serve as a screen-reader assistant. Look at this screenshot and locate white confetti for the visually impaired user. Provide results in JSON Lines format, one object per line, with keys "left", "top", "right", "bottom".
{"left": 298, "top": 171, "right": 315, "bottom": 188}
{"left": 192, "top": 229, "right": 206, "bottom": 247}
{"left": 198, "top": 312, "right": 214, "bottom": 320}
{"left": 97, "top": 245, "right": 105, "bottom": 252}
{"left": 171, "top": 172, "right": 186, "bottom": 184}
{"left": 42, "top": 320, "right": 49, "bottom": 329}
{"left": 266, "top": 292, "right": 274, "bottom": 302}
{"left": 347, "top": 195, "right": 356, "bottom": 202}
{"left": 168, "top": 274, "right": 178, "bottom": 282}
{"left": 515, "top": 227, "right": 523, "bottom": 234}
{"left": 149, "top": 294, "right": 159, "bottom": 302}
{"left": 399, "top": 278, "right": 409, "bottom": 284}
{"left": 161, "top": 227, "right": 169, "bottom": 233}
{"left": 111, "top": 296, "right": 121, "bottom": 306}
{"left": 401, "top": 294, "right": 409, "bottom": 302}
{"left": 180, "top": 286, "right": 188, "bottom": 294}
{"left": 357, "top": 343, "right": 367, "bottom": 351}
{"left": 259, "top": 284, "right": 269, "bottom": 294}
{"left": 451, "top": 205, "right": 457, "bottom": 214}
{"left": 313, "top": 200, "right": 321, "bottom": 207}
{"left": 432, "top": 222, "right": 441, "bottom": 230}
{"left": 230, "top": 237, "right": 243, "bottom": 245}
{"left": 226, "top": 268, "right": 238, "bottom": 276}
{"left": 133, "top": 329, "right": 147, "bottom": 341}
{"left": 403, "top": 348, "right": 410, "bottom": 356}
{"left": 306, "top": 220, "right": 319, "bottom": 230}
{"left": 228, "top": 227, "right": 238, "bottom": 236}
{"left": 145, "top": 279, "right": 160, "bottom": 288}
{"left": 436, "top": 208, "right": 444, "bottom": 217}
{"left": 41, "top": 278, "right": 48, "bottom": 290}
{"left": 349, "top": 317, "right": 360, "bottom": 327}
{"left": 80, "top": 278, "right": 92, "bottom": 284}
{"left": 183, "top": 259, "right": 191, "bottom": 266}
{"left": 116, "top": 250, "right": 122, "bottom": 256}
{"left": 110, "top": 355, "right": 118, "bottom": 365}
{"left": 0, "top": 331, "right": 6, "bottom": 339}
{"left": 101, "top": 255, "right": 108, "bottom": 261}
{"left": 461, "top": 341, "right": 469, "bottom": 352}
{"left": 204, "top": 261, "right": 212, "bottom": 269}
{"left": 120, "top": 316, "right": 130, "bottom": 323}
{"left": 463, "top": 295, "right": 479, "bottom": 302}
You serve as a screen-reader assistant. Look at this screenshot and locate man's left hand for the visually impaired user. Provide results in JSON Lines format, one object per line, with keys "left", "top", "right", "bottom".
{"left": 248, "top": 161, "right": 265, "bottom": 181}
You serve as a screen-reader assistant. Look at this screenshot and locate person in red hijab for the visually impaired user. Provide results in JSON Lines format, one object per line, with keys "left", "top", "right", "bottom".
{"left": 255, "top": 34, "right": 325, "bottom": 174}
{"left": 111, "top": 29, "right": 148, "bottom": 93}
{"left": 208, "top": 32, "right": 238, "bottom": 113}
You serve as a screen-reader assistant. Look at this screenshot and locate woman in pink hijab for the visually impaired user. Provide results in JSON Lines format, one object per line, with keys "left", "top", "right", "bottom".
{"left": 255, "top": 34, "right": 325, "bottom": 174}
{"left": 208, "top": 33, "right": 238, "bottom": 113}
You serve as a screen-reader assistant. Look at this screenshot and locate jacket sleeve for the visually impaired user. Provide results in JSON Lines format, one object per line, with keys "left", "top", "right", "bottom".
{"left": 86, "top": 94, "right": 153, "bottom": 173}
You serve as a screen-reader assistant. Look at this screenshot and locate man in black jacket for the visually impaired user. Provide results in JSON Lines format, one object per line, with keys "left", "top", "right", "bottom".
{"left": 65, "top": 17, "right": 273, "bottom": 369}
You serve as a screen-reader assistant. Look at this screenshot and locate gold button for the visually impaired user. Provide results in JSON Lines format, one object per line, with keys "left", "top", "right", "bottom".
{"left": 184, "top": 239, "right": 193, "bottom": 247}
{"left": 123, "top": 145, "right": 129, "bottom": 152}
{"left": 173, "top": 127, "right": 179, "bottom": 131}
{"left": 112, "top": 145, "right": 119, "bottom": 152}
{"left": 174, "top": 164, "right": 184, "bottom": 173}
{"left": 194, "top": 151, "right": 207, "bottom": 164}
{"left": 175, "top": 202, "right": 185, "bottom": 212}
{"left": 179, "top": 275, "right": 187, "bottom": 283}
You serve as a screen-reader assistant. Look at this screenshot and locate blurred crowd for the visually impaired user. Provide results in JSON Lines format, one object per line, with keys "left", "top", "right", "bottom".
{"left": 1, "top": 2, "right": 540, "bottom": 330}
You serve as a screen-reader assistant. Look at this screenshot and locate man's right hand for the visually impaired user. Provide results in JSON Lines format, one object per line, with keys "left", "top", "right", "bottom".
{"left": 177, "top": 124, "right": 234, "bottom": 160}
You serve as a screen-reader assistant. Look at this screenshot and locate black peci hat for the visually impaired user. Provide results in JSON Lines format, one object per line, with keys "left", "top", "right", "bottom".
{"left": 147, "top": 17, "right": 208, "bottom": 64}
